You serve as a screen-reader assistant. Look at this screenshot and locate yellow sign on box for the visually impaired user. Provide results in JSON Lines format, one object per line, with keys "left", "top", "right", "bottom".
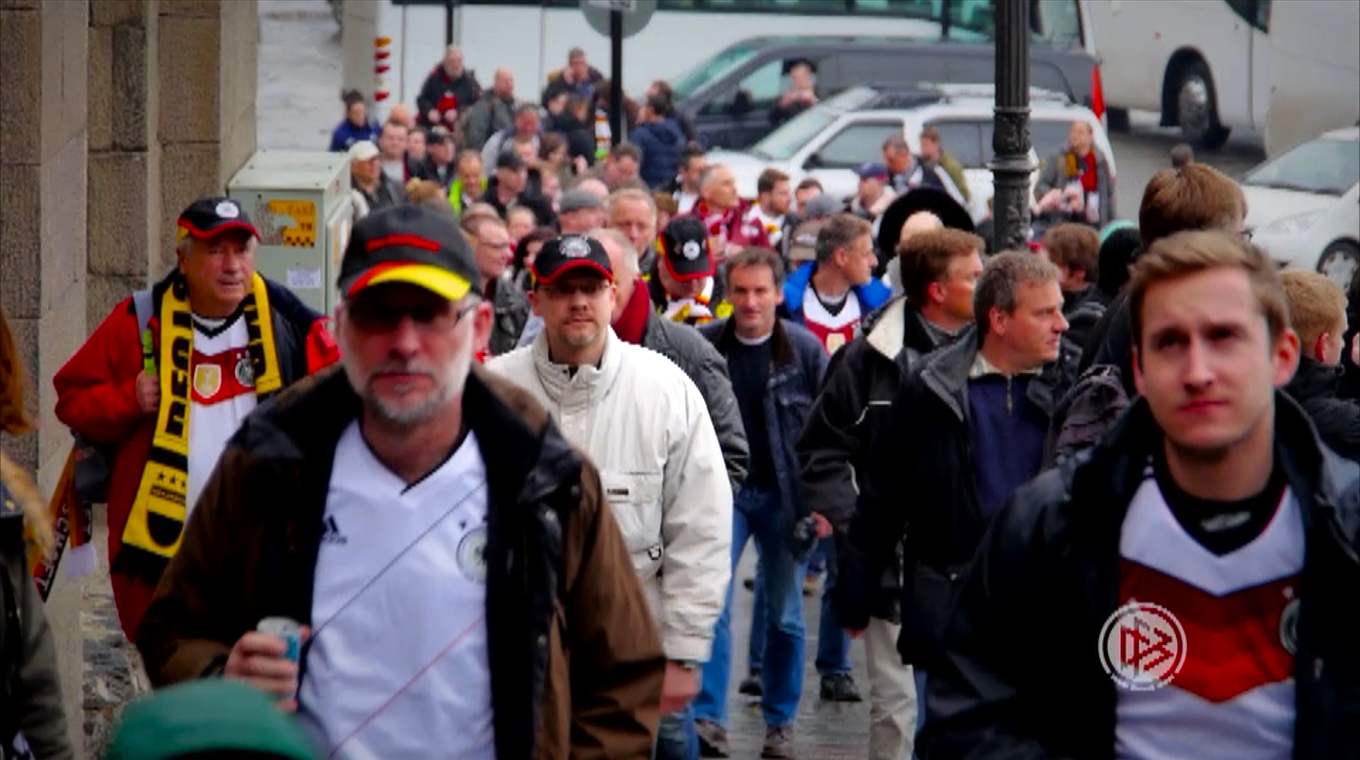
{"left": 266, "top": 199, "right": 317, "bottom": 247}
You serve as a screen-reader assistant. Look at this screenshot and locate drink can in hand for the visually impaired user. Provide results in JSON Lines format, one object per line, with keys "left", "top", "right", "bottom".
{"left": 257, "top": 616, "right": 302, "bottom": 663}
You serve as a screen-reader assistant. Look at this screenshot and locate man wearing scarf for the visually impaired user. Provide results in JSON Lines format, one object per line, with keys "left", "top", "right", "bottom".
{"left": 54, "top": 197, "right": 338, "bottom": 641}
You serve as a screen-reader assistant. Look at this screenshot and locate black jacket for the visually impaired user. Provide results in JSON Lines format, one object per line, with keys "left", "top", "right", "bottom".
{"left": 703, "top": 318, "right": 828, "bottom": 516}
{"left": 540, "top": 67, "right": 604, "bottom": 109}
{"left": 416, "top": 66, "right": 482, "bottom": 127}
{"left": 483, "top": 176, "right": 556, "bottom": 228}
{"left": 1, "top": 469, "right": 72, "bottom": 760}
{"left": 868, "top": 328, "right": 1068, "bottom": 667}
{"left": 1080, "top": 290, "right": 1137, "bottom": 397}
{"left": 644, "top": 312, "right": 749, "bottom": 491}
{"left": 919, "top": 395, "right": 1360, "bottom": 760}
{"left": 799, "top": 297, "right": 952, "bottom": 626}
{"left": 1286, "top": 357, "right": 1360, "bottom": 460}
{"left": 487, "top": 273, "right": 531, "bottom": 357}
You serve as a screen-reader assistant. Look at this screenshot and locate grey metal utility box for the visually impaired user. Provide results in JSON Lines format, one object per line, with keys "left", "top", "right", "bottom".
{"left": 228, "top": 151, "right": 352, "bottom": 314}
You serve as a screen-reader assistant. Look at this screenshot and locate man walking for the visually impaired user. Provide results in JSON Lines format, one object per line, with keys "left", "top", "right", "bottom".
{"left": 867, "top": 251, "right": 1069, "bottom": 717}
{"left": 1034, "top": 120, "right": 1114, "bottom": 228}
{"left": 54, "top": 198, "right": 338, "bottom": 641}
{"left": 467, "top": 215, "right": 530, "bottom": 356}
{"left": 800, "top": 228, "right": 984, "bottom": 760}
{"left": 489, "top": 235, "right": 732, "bottom": 760}
{"left": 417, "top": 45, "right": 481, "bottom": 128}
{"left": 458, "top": 68, "right": 516, "bottom": 151}
{"left": 919, "top": 232, "right": 1357, "bottom": 758}
{"left": 649, "top": 217, "right": 731, "bottom": 326}
{"left": 594, "top": 227, "right": 749, "bottom": 492}
{"left": 693, "top": 248, "right": 829, "bottom": 759}
{"left": 137, "top": 206, "right": 666, "bottom": 758}
{"left": 783, "top": 214, "right": 891, "bottom": 355}
{"left": 744, "top": 169, "right": 794, "bottom": 249}
{"left": 347, "top": 140, "right": 405, "bottom": 222}
{"left": 1280, "top": 270, "right": 1360, "bottom": 458}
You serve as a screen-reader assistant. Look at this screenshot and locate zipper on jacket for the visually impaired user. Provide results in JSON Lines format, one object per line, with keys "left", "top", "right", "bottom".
{"left": 1006, "top": 375, "right": 1014, "bottom": 414}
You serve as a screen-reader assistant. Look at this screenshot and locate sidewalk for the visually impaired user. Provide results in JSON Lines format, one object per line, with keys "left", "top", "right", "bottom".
{"left": 723, "top": 550, "right": 871, "bottom": 758}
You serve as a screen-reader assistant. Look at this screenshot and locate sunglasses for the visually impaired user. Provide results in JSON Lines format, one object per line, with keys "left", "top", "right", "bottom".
{"left": 347, "top": 296, "right": 479, "bottom": 332}
{"left": 538, "top": 279, "right": 611, "bottom": 298}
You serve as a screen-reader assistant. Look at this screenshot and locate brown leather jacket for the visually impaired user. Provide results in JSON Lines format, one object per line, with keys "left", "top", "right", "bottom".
{"left": 137, "top": 365, "right": 665, "bottom": 759}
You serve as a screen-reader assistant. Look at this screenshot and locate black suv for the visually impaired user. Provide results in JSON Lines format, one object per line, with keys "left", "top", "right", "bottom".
{"left": 673, "top": 35, "right": 1100, "bottom": 150}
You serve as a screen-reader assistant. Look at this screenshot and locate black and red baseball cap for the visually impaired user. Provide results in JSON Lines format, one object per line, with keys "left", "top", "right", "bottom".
{"left": 176, "top": 197, "right": 260, "bottom": 241}
{"left": 530, "top": 235, "right": 613, "bottom": 286}
{"left": 659, "top": 216, "right": 714, "bottom": 281}
{"left": 337, "top": 205, "right": 481, "bottom": 302}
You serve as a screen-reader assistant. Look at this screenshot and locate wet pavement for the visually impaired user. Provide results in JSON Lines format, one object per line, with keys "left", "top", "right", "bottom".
{"left": 720, "top": 549, "right": 873, "bottom": 758}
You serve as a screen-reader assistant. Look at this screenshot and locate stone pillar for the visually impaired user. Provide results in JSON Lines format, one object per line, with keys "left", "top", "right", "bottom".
{"left": 157, "top": 0, "right": 258, "bottom": 271}
{"left": 0, "top": 0, "right": 90, "bottom": 752}
{"left": 88, "top": 0, "right": 161, "bottom": 328}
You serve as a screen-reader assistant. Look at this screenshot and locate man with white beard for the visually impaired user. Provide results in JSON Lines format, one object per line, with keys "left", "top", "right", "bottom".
{"left": 138, "top": 206, "right": 666, "bottom": 759}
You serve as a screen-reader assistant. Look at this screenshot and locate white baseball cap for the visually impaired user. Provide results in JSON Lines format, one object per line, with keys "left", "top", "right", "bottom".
{"left": 348, "top": 140, "right": 379, "bottom": 161}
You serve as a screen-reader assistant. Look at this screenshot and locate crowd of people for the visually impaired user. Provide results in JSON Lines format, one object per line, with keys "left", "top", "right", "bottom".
{"left": 1, "top": 40, "right": 1358, "bottom": 760}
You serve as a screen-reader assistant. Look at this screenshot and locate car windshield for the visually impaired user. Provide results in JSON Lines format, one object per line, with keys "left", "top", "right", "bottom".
{"left": 749, "top": 89, "right": 877, "bottom": 161}
{"left": 1244, "top": 137, "right": 1360, "bottom": 196}
{"left": 671, "top": 43, "right": 760, "bottom": 100}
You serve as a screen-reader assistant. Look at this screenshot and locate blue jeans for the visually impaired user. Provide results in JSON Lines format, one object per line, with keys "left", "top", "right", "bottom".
{"left": 748, "top": 560, "right": 767, "bottom": 674}
{"left": 655, "top": 703, "right": 697, "bottom": 760}
{"left": 915, "top": 669, "right": 929, "bottom": 734}
{"left": 814, "top": 537, "right": 853, "bottom": 676}
{"left": 694, "top": 487, "right": 807, "bottom": 728}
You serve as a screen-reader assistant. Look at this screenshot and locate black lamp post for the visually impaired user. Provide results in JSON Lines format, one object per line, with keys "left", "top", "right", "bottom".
{"left": 991, "top": 0, "right": 1034, "bottom": 252}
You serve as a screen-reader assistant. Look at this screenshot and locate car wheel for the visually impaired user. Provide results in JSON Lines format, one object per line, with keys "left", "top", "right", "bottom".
{"left": 1318, "top": 241, "right": 1360, "bottom": 291}
{"left": 1175, "top": 61, "right": 1230, "bottom": 150}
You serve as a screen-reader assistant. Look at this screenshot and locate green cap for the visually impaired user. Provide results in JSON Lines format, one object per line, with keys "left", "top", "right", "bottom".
{"left": 105, "top": 680, "right": 317, "bottom": 760}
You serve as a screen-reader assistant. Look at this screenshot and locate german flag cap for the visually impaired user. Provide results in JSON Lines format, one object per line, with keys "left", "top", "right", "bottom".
{"left": 337, "top": 205, "right": 481, "bottom": 302}
{"left": 176, "top": 197, "right": 260, "bottom": 241}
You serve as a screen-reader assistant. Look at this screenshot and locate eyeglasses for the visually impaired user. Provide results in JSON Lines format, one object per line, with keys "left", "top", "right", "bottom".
{"left": 347, "top": 296, "right": 479, "bottom": 332}
{"left": 539, "top": 279, "right": 611, "bottom": 298}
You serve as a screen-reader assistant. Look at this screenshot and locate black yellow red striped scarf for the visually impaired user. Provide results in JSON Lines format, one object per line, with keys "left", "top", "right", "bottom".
{"left": 115, "top": 272, "right": 281, "bottom": 582}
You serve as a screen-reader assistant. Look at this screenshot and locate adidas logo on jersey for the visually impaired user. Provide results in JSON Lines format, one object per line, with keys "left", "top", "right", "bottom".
{"left": 321, "top": 515, "right": 348, "bottom": 545}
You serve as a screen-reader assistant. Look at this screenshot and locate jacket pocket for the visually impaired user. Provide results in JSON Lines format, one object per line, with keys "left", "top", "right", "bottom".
{"left": 599, "top": 469, "right": 665, "bottom": 573}
{"left": 900, "top": 562, "right": 970, "bottom": 669}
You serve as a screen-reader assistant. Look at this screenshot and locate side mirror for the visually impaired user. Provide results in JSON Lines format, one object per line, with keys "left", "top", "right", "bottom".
{"left": 804, "top": 152, "right": 823, "bottom": 169}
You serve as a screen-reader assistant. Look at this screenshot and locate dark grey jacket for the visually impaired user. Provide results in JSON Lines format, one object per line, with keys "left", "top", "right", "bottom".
{"left": 488, "top": 273, "right": 531, "bottom": 357}
{"left": 458, "top": 94, "right": 515, "bottom": 151}
{"left": 703, "top": 318, "right": 829, "bottom": 516}
{"left": 642, "top": 313, "right": 749, "bottom": 491}
{"left": 868, "top": 329, "right": 1069, "bottom": 668}
{"left": 1, "top": 468, "right": 73, "bottom": 760}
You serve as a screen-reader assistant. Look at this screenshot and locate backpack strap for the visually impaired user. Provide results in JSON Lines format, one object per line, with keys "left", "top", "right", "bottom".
{"left": 132, "top": 288, "right": 154, "bottom": 334}
{"left": 131, "top": 288, "right": 156, "bottom": 375}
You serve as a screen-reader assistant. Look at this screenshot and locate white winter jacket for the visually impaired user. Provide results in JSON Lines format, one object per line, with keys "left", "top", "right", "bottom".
{"left": 487, "top": 328, "right": 732, "bottom": 662}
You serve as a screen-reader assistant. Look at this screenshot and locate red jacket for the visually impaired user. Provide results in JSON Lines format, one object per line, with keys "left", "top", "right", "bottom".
{"left": 53, "top": 274, "right": 338, "bottom": 639}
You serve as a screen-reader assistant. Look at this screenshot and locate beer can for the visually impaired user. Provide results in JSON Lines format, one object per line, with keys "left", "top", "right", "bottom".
{"left": 257, "top": 616, "right": 302, "bottom": 663}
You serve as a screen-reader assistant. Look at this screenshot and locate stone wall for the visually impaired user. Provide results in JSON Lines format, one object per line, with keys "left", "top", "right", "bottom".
{"left": 1, "top": 0, "right": 257, "bottom": 754}
{"left": 0, "top": 0, "right": 90, "bottom": 752}
{"left": 88, "top": 0, "right": 161, "bottom": 328}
